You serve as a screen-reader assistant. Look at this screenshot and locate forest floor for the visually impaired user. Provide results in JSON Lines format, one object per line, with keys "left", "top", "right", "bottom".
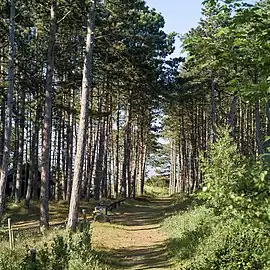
{"left": 92, "top": 197, "right": 176, "bottom": 270}
{"left": 2, "top": 199, "right": 97, "bottom": 229}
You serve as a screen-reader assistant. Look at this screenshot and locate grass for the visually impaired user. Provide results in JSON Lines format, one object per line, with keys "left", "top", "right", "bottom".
{"left": 162, "top": 194, "right": 270, "bottom": 270}
{"left": 144, "top": 185, "right": 169, "bottom": 197}
{"left": 1, "top": 199, "right": 106, "bottom": 230}
{"left": 0, "top": 194, "right": 187, "bottom": 269}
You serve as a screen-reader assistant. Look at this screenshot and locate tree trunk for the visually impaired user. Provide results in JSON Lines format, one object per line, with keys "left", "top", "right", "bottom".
{"left": 25, "top": 106, "right": 40, "bottom": 208}
{"left": 65, "top": 106, "right": 74, "bottom": 201}
{"left": 255, "top": 101, "right": 263, "bottom": 155}
{"left": 210, "top": 79, "right": 216, "bottom": 143}
{"left": 40, "top": 0, "right": 57, "bottom": 229}
{"left": 67, "top": 1, "right": 96, "bottom": 230}
{"left": 87, "top": 123, "right": 98, "bottom": 199}
{"left": 115, "top": 103, "right": 120, "bottom": 197}
{"left": 12, "top": 109, "right": 19, "bottom": 198}
{"left": 0, "top": 0, "right": 15, "bottom": 218}
{"left": 266, "top": 100, "right": 270, "bottom": 136}
{"left": 227, "top": 95, "right": 237, "bottom": 138}
{"left": 15, "top": 91, "right": 25, "bottom": 203}
{"left": 0, "top": 98, "right": 6, "bottom": 166}
{"left": 95, "top": 116, "right": 106, "bottom": 200}
{"left": 56, "top": 108, "right": 62, "bottom": 201}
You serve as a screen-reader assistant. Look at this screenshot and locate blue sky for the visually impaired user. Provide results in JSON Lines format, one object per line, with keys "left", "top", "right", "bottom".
{"left": 146, "top": 0, "right": 202, "bottom": 36}
{"left": 145, "top": 0, "right": 257, "bottom": 56}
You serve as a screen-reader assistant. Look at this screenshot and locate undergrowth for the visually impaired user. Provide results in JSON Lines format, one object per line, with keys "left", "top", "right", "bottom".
{"left": 163, "top": 128, "right": 270, "bottom": 270}
{"left": 145, "top": 175, "right": 169, "bottom": 196}
{"left": 0, "top": 221, "right": 113, "bottom": 270}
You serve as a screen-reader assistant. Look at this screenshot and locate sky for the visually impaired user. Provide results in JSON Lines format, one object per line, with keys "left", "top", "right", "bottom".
{"left": 145, "top": 0, "right": 258, "bottom": 56}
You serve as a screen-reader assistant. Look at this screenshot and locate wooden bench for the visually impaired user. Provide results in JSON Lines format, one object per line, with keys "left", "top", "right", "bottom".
{"left": 94, "top": 198, "right": 126, "bottom": 217}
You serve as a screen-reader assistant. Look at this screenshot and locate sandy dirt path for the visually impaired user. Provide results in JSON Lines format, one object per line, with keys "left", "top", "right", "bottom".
{"left": 92, "top": 197, "right": 174, "bottom": 270}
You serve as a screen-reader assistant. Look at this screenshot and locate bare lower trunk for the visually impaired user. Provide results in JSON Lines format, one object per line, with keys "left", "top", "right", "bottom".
{"left": 210, "top": 79, "right": 216, "bottom": 143}
{"left": 266, "top": 100, "right": 270, "bottom": 136}
{"left": 227, "top": 95, "right": 237, "bottom": 138}
{"left": 25, "top": 106, "right": 39, "bottom": 208}
{"left": 0, "top": 0, "right": 15, "bottom": 218}
{"left": 255, "top": 101, "right": 263, "bottom": 155}
{"left": 115, "top": 104, "right": 120, "bottom": 197}
{"left": 0, "top": 98, "right": 5, "bottom": 166}
{"left": 67, "top": 1, "right": 96, "bottom": 231}
{"left": 40, "top": 0, "right": 57, "bottom": 229}
{"left": 87, "top": 124, "right": 98, "bottom": 199}
{"left": 65, "top": 109, "right": 73, "bottom": 201}
{"left": 95, "top": 117, "right": 106, "bottom": 200}
{"left": 15, "top": 91, "right": 25, "bottom": 203}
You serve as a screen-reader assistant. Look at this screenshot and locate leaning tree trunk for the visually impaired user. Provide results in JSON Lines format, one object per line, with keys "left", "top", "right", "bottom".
{"left": 0, "top": 0, "right": 15, "bottom": 218}
{"left": 40, "top": 0, "right": 57, "bottom": 229}
{"left": 67, "top": 1, "right": 96, "bottom": 231}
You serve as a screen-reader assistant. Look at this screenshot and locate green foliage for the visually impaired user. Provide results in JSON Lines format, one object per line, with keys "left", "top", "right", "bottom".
{"left": 164, "top": 205, "right": 217, "bottom": 261}
{"left": 51, "top": 236, "right": 69, "bottom": 270}
{"left": 146, "top": 175, "right": 168, "bottom": 188}
{"left": 0, "top": 248, "right": 25, "bottom": 270}
{"left": 0, "top": 224, "right": 112, "bottom": 270}
{"left": 145, "top": 175, "right": 169, "bottom": 196}
{"left": 163, "top": 128, "right": 270, "bottom": 269}
{"left": 164, "top": 204, "right": 270, "bottom": 270}
{"left": 199, "top": 127, "right": 270, "bottom": 222}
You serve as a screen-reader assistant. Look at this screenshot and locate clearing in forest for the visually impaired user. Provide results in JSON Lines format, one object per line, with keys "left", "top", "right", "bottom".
{"left": 92, "top": 197, "right": 174, "bottom": 270}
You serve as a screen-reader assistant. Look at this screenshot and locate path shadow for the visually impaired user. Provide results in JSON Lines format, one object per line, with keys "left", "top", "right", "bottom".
{"left": 95, "top": 196, "right": 196, "bottom": 269}
{"left": 110, "top": 198, "right": 173, "bottom": 227}
{"left": 105, "top": 241, "right": 173, "bottom": 270}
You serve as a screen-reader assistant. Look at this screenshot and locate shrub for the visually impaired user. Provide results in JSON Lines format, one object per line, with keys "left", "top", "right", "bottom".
{"left": 0, "top": 223, "right": 112, "bottom": 270}
{"left": 199, "top": 127, "right": 270, "bottom": 223}
{"left": 146, "top": 175, "right": 168, "bottom": 188}
{"left": 164, "top": 205, "right": 270, "bottom": 270}
{"left": 163, "top": 127, "right": 270, "bottom": 270}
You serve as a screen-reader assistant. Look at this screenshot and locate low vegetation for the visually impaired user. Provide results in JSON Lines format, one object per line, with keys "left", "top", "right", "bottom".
{"left": 145, "top": 176, "right": 169, "bottom": 197}
{"left": 163, "top": 129, "right": 270, "bottom": 270}
{"left": 0, "top": 222, "right": 112, "bottom": 270}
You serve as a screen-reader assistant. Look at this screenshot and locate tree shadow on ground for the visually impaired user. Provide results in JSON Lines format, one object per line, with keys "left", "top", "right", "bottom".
{"left": 110, "top": 198, "right": 173, "bottom": 227}
{"left": 95, "top": 196, "right": 197, "bottom": 269}
{"left": 104, "top": 241, "right": 173, "bottom": 270}
{"left": 167, "top": 225, "right": 212, "bottom": 261}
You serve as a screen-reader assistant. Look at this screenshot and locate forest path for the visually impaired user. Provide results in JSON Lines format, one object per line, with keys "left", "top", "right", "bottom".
{"left": 92, "top": 197, "right": 175, "bottom": 270}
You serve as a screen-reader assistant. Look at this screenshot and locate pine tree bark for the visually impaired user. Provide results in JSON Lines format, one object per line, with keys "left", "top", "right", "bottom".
{"left": 266, "top": 100, "right": 270, "bottom": 136}
{"left": 67, "top": 1, "right": 96, "bottom": 230}
{"left": 25, "top": 106, "right": 40, "bottom": 208}
{"left": 115, "top": 103, "right": 120, "bottom": 197}
{"left": 0, "top": 98, "right": 6, "bottom": 166}
{"left": 0, "top": 0, "right": 15, "bottom": 218}
{"left": 255, "top": 101, "right": 263, "bottom": 155}
{"left": 210, "top": 79, "right": 216, "bottom": 143}
{"left": 227, "top": 95, "right": 237, "bottom": 138}
{"left": 40, "top": 0, "right": 57, "bottom": 229}
{"left": 15, "top": 91, "right": 25, "bottom": 203}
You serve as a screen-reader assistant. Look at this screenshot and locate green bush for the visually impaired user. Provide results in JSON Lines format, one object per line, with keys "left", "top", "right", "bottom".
{"left": 163, "top": 127, "right": 270, "bottom": 270}
{"left": 189, "top": 219, "right": 270, "bottom": 270}
{"left": 199, "top": 127, "right": 270, "bottom": 223}
{"left": 146, "top": 175, "right": 168, "bottom": 188}
{"left": 164, "top": 205, "right": 270, "bottom": 270}
{"left": 0, "top": 223, "right": 112, "bottom": 270}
